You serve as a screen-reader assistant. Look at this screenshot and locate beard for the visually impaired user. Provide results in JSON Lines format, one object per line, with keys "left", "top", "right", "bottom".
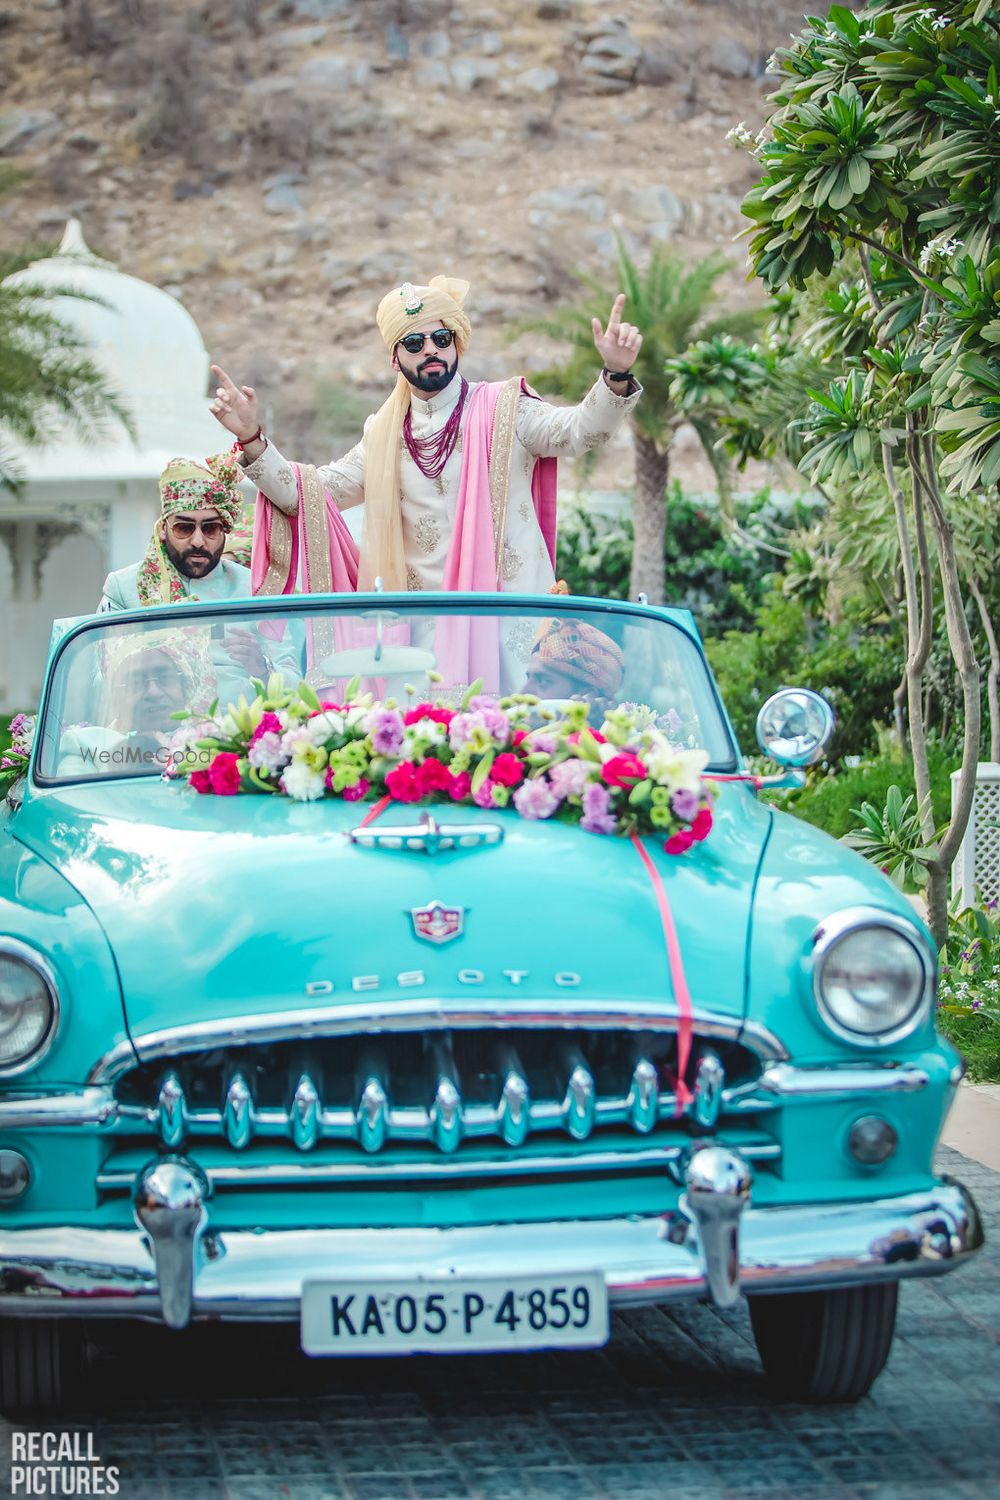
{"left": 401, "top": 355, "right": 458, "bottom": 394}
{"left": 162, "top": 534, "right": 223, "bottom": 579}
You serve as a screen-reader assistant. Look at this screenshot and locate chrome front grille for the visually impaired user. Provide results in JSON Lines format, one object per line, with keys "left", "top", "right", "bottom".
{"left": 112, "top": 1028, "right": 761, "bottom": 1155}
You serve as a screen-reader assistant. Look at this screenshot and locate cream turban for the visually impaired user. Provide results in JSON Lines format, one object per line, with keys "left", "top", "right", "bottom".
{"left": 363, "top": 276, "right": 473, "bottom": 591}
{"left": 375, "top": 276, "right": 472, "bottom": 355}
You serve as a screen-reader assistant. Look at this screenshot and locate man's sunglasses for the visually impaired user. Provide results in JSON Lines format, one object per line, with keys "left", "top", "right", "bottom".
{"left": 167, "top": 518, "right": 228, "bottom": 541}
{"left": 397, "top": 328, "right": 455, "bottom": 355}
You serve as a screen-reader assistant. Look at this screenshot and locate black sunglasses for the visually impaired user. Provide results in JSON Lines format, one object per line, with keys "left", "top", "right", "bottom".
{"left": 167, "top": 518, "right": 227, "bottom": 541}
{"left": 397, "top": 328, "right": 455, "bottom": 355}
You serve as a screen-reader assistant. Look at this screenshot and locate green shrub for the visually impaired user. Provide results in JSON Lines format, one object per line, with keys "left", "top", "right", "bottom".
{"left": 780, "top": 747, "right": 957, "bottom": 840}
{"left": 556, "top": 485, "right": 781, "bottom": 636}
{"left": 937, "top": 899, "right": 1000, "bottom": 1083}
{"left": 705, "top": 584, "right": 902, "bottom": 761}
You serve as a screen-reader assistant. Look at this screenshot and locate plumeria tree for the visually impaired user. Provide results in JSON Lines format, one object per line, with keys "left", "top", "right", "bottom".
{"left": 722, "top": 0, "right": 1000, "bottom": 946}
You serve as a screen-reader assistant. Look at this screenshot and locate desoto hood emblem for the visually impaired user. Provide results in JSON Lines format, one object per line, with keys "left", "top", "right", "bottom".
{"left": 410, "top": 900, "right": 465, "bottom": 945}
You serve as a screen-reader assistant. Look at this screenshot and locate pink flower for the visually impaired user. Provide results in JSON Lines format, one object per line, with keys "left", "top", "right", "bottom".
{"left": 601, "top": 752, "right": 646, "bottom": 790}
{"left": 385, "top": 761, "right": 421, "bottom": 802}
{"left": 671, "top": 787, "right": 700, "bottom": 821}
{"left": 512, "top": 776, "right": 560, "bottom": 820}
{"left": 665, "top": 828, "right": 695, "bottom": 855}
{"left": 512, "top": 729, "right": 529, "bottom": 746}
{"left": 447, "top": 770, "right": 471, "bottom": 800}
{"left": 404, "top": 703, "right": 454, "bottom": 727}
{"left": 415, "top": 757, "right": 452, "bottom": 795}
{"left": 581, "top": 780, "right": 616, "bottom": 834}
{"left": 207, "top": 752, "right": 242, "bottom": 796}
{"left": 318, "top": 701, "right": 344, "bottom": 712}
{"left": 342, "top": 777, "right": 370, "bottom": 802}
{"left": 190, "top": 769, "right": 212, "bottom": 794}
{"left": 473, "top": 778, "right": 499, "bottom": 809}
{"left": 491, "top": 752, "right": 524, "bottom": 788}
{"left": 250, "top": 712, "right": 282, "bottom": 744}
{"left": 690, "top": 806, "right": 713, "bottom": 842}
{"left": 568, "top": 729, "right": 606, "bottom": 746}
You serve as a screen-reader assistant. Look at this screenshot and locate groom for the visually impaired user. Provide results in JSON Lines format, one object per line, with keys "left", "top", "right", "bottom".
{"left": 209, "top": 275, "right": 642, "bottom": 600}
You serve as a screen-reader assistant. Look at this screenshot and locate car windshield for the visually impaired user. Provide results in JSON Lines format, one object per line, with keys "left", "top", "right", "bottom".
{"left": 35, "top": 599, "right": 737, "bottom": 783}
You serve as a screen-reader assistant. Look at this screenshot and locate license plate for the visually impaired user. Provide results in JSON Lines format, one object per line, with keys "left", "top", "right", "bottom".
{"left": 301, "top": 1272, "right": 609, "bottom": 1355}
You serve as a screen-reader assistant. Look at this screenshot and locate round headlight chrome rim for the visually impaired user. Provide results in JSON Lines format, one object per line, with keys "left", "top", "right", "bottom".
{"left": 812, "top": 907, "right": 934, "bottom": 1048}
{"left": 0, "top": 938, "right": 60, "bottom": 1077}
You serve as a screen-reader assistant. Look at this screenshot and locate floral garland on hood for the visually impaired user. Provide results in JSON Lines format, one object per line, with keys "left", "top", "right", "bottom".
{"left": 0, "top": 713, "right": 34, "bottom": 791}
{"left": 170, "top": 677, "right": 716, "bottom": 855}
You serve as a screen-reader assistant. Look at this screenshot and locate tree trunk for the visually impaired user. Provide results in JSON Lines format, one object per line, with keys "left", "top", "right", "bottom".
{"left": 629, "top": 431, "right": 670, "bottom": 604}
{"left": 969, "top": 574, "right": 1000, "bottom": 761}
{"left": 917, "top": 438, "right": 982, "bottom": 945}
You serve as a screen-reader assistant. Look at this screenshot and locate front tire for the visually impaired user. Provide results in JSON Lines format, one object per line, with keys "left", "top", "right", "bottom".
{"left": 0, "top": 1319, "right": 87, "bottom": 1415}
{"left": 748, "top": 1283, "right": 898, "bottom": 1402}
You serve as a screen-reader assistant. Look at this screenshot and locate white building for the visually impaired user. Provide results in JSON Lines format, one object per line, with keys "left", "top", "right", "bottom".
{"left": 0, "top": 220, "right": 225, "bottom": 711}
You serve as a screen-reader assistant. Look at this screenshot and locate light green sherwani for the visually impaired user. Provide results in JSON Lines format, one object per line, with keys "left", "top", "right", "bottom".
{"left": 98, "top": 559, "right": 251, "bottom": 613}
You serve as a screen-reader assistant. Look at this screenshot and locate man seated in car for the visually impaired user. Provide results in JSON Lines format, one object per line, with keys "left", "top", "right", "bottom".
{"left": 57, "top": 631, "right": 212, "bottom": 778}
{"left": 523, "top": 618, "right": 626, "bottom": 720}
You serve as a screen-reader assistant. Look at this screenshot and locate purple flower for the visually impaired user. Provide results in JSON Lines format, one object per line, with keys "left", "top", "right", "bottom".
{"left": 581, "top": 781, "right": 617, "bottom": 835}
{"left": 449, "top": 706, "right": 510, "bottom": 750}
{"left": 512, "top": 776, "right": 560, "bottom": 820}
{"left": 972, "top": 998, "right": 983, "bottom": 1011}
{"left": 548, "top": 758, "right": 592, "bottom": 799}
{"left": 368, "top": 707, "right": 405, "bottom": 758}
{"left": 526, "top": 732, "right": 557, "bottom": 755}
{"left": 248, "top": 731, "right": 287, "bottom": 774}
{"left": 664, "top": 708, "right": 683, "bottom": 735}
{"left": 671, "top": 787, "right": 701, "bottom": 821}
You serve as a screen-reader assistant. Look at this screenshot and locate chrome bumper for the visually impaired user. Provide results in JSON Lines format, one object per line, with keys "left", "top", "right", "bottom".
{"left": 0, "top": 1155, "right": 981, "bottom": 1329}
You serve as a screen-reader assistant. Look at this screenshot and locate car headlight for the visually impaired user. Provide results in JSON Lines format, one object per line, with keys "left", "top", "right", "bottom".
{"left": 0, "top": 941, "right": 59, "bottom": 1074}
{"left": 812, "top": 909, "right": 932, "bottom": 1046}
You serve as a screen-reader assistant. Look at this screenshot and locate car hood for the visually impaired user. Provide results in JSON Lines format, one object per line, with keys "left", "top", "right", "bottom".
{"left": 16, "top": 780, "right": 771, "bottom": 1047}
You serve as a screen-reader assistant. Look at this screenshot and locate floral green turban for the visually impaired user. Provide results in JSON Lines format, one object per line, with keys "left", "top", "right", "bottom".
{"left": 137, "top": 453, "right": 244, "bottom": 606}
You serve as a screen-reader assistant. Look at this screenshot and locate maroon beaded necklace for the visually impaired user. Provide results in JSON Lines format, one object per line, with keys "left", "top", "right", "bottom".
{"left": 403, "top": 377, "right": 468, "bottom": 480}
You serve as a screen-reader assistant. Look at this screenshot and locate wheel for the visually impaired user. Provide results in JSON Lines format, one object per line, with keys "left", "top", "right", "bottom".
{"left": 748, "top": 1282, "right": 898, "bottom": 1402}
{"left": 0, "top": 1319, "right": 87, "bottom": 1415}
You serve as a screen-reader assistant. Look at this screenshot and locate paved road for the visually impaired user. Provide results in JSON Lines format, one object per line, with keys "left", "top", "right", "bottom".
{"left": 2, "top": 1147, "right": 997, "bottom": 1500}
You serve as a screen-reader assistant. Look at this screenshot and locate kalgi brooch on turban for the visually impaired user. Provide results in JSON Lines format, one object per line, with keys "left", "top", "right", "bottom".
{"left": 137, "top": 453, "right": 244, "bottom": 606}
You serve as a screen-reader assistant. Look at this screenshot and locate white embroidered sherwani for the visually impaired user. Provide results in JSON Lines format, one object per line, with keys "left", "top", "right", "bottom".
{"left": 241, "top": 373, "right": 641, "bottom": 592}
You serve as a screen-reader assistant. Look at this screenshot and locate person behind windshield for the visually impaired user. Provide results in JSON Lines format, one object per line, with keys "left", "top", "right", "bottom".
{"left": 98, "top": 453, "right": 300, "bottom": 699}
{"left": 524, "top": 619, "right": 625, "bottom": 719}
{"left": 57, "top": 630, "right": 213, "bottom": 778}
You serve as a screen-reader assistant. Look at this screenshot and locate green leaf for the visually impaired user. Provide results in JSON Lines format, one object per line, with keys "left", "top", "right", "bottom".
{"left": 461, "top": 678, "right": 484, "bottom": 710}
{"left": 298, "top": 681, "right": 321, "bottom": 712}
{"left": 470, "top": 751, "right": 495, "bottom": 794}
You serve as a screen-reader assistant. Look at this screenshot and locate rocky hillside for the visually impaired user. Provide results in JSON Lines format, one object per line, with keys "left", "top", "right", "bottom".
{"left": 0, "top": 0, "right": 809, "bottom": 485}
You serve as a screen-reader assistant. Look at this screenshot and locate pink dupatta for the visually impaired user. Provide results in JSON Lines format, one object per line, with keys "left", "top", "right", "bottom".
{"left": 250, "top": 379, "right": 558, "bottom": 687}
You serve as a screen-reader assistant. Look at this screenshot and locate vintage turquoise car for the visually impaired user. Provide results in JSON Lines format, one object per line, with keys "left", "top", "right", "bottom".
{"left": 0, "top": 590, "right": 982, "bottom": 1412}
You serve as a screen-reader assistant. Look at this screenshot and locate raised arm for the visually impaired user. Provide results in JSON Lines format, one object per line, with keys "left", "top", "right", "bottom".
{"left": 516, "top": 294, "right": 643, "bottom": 458}
{"left": 209, "top": 363, "right": 365, "bottom": 515}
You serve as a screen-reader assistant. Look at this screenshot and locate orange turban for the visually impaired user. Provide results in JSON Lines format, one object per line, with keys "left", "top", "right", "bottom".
{"left": 532, "top": 620, "right": 625, "bottom": 697}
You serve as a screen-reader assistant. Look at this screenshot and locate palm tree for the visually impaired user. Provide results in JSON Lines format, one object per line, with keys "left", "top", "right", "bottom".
{"left": 513, "top": 239, "right": 760, "bottom": 602}
{"left": 0, "top": 247, "right": 130, "bottom": 490}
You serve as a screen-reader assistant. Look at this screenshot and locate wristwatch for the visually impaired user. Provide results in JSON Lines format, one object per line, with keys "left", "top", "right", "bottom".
{"left": 602, "top": 368, "right": 636, "bottom": 391}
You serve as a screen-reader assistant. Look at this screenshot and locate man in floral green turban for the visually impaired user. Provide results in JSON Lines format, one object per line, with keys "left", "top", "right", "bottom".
{"left": 98, "top": 453, "right": 249, "bottom": 611}
{"left": 96, "top": 453, "right": 301, "bottom": 696}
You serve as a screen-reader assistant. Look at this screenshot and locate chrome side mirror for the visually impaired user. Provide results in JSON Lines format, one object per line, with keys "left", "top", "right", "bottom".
{"left": 755, "top": 688, "right": 834, "bottom": 767}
